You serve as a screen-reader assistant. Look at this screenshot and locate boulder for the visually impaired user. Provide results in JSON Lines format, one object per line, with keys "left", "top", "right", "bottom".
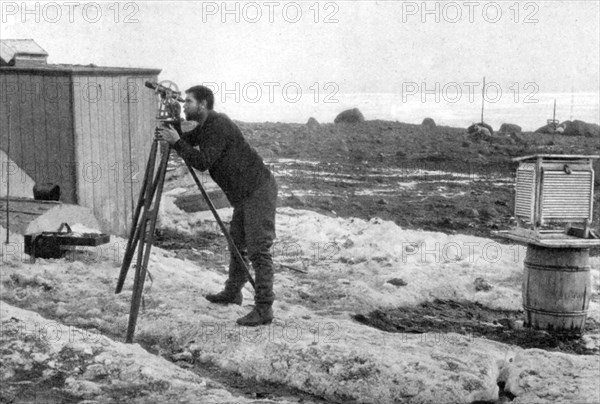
{"left": 468, "top": 125, "right": 492, "bottom": 142}
{"left": 535, "top": 122, "right": 565, "bottom": 134}
{"left": 509, "top": 132, "right": 526, "bottom": 144}
{"left": 421, "top": 117, "right": 436, "bottom": 129}
{"left": 467, "top": 122, "right": 494, "bottom": 136}
{"left": 334, "top": 108, "right": 365, "bottom": 124}
{"left": 306, "top": 117, "right": 320, "bottom": 130}
{"left": 499, "top": 123, "right": 521, "bottom": 134}
{"left": 474, "top": 277, "right": 493, "bottom": 292}
{"left": 561, "top": 120, "right": 600, "bottom": 137}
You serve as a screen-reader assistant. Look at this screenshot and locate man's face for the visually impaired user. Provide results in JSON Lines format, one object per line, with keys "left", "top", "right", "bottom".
{"left": 183, "top": 94, "right": 208, "bottom": 121}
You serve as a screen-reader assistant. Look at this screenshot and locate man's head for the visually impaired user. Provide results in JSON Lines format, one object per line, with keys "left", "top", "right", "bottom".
{"left": 184, "top": 85, "right": 214, "bottom": 121}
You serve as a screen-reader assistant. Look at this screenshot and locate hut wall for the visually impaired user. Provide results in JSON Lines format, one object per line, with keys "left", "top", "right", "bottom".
{"left": 0, "top": 70, "right": 77, "bottom": 203}
{"left": 71, "top": 74, "right": 158, "bottom": 235}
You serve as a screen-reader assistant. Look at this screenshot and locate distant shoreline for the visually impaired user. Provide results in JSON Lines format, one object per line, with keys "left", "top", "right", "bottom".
{"left": 233, "top": 118, "right": 600, "bottom": 134}
{"left": 216, "top": 91, "right": 600, "bottom": 132}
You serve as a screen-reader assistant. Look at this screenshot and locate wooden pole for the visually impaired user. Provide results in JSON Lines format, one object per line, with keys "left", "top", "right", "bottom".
{"left": 480, "top": 76, "right": 485, "bottom": 124}
{"left": 5, "top": 104, "right": 11, "bottom": 244}
{"left": 553, "top": 99, "right": 557, "bottom": 129}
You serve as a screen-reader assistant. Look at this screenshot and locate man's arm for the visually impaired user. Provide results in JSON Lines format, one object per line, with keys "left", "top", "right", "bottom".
{"left": 171, "top": 119, "right": 229, "bottom": 172}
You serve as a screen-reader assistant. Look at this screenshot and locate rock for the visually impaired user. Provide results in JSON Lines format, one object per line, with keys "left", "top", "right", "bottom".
{"left": 509, "top": 132, "right": 526, "bottom": 144}
{"left": 287, "top": 193, "right": 307, "bottom": 207}
{"left": 334, "top": 108, "right": 365, "bottom": 124}
{"left": 172, "top": 351, "right": 193, "bottom": 362}
{"left": 534, "top": 124, "right": 552, "bottom": 133}
{"left": 306, "top": 117, "right": 320, "bottom": 130}
{"left": 404, "top": 244, "right": 418, "bottom": 253}
{"left": 561, "top": 120, "right": 600, "bottom": 137}
{"left": 64, "top": 378, "right": 103, "bottom": 399}
{"left": 460, "top": 208, "right": 480, "bottom": 218}
{"left": 270, "top": 142, "right": 282, "bottom": 156}
{"left": 342, "top": 238, "right": 355, "bottom": 248}
{"left": 350, "top": 149, "right": 368, "bottom": 163}
{"left": 481, "top": 207, "right": 499, "bottom": 218}
{"left": 82, "top": 364, "right": 109, "bottom": 380}
{"left": 338, "top": 140, "right": 350, "bottom": 153}
{"left": 499, "top": 123, "right": 521, "bottom": 134}
{"left": 467, "top": 122, "right": 494, "bottom": 136}
{"left": 490, "top": 135, "right": 516, "bottom": 146}
{"left": 387, "top": 278, "right": 407, "bottom": 287}
{"left": 467, "top": 123, "right": 492, "bottom": 142}
{"left": 474, "top": 277, "right": 492, "bottom": 291}
{"left": 422, "top": 117, "right": 436, "bottom": 128}
{"left": 377, "top": 199, "right": 388, "bottom": 205}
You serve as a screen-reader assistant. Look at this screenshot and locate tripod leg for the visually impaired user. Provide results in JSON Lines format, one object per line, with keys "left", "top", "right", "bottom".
{"left": 116, "top": 140, "right": 159, "bottom": 294}
{"left": 125, "top": 144, "right": 171, "bottom": 343}
{"left": 126, "top": 218, "right": 148, "bottom": 343}
{"left": 185, "top": 162, "right": 256, "bottom": 289}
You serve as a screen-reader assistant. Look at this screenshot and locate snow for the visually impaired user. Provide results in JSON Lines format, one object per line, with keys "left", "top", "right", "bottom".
{"left": 0, "top": 303, "right": 289, "bottom": 403}
{"left": 1, "top": 201, "right": 599, "bottom": 403}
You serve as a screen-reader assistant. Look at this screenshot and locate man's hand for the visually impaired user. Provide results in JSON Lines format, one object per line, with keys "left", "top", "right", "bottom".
{"left": 154, "top": 124, "right": 180, "bottom": 145}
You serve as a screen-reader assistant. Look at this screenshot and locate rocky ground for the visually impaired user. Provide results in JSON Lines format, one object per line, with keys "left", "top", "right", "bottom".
{"left": 171, "top": 119, "right": 600, "bottom": 247}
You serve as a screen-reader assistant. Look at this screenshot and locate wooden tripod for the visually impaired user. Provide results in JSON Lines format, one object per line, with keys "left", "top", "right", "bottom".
{"left": 115, "top": 136, "right": 256, "bottom": 343}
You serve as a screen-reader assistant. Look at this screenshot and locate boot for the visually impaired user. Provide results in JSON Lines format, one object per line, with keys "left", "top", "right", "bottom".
{"left": 205, "top": 289, "right": 243, "bottom": 305}
{"left": 236, "top": 305, "right": 273, "bottom": 326}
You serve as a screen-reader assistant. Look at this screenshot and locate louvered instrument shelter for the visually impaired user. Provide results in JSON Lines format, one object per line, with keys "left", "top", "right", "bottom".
{"left": 513, "top": 154, "right": 596, "bottom": 234}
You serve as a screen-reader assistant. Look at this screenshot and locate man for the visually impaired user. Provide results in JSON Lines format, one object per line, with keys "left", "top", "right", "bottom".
{"left": 156, "top": 85, "right": 277, "bottom": 326}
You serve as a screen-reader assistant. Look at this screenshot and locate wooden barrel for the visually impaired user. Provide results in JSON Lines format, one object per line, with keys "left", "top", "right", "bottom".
{"left": 522, "top": 244, "right": 591, "bottom": 333}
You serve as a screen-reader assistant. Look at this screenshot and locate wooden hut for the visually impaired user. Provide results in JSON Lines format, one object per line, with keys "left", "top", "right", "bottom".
{"left": 1, "top": 39, "right": 161, "bottom": 236}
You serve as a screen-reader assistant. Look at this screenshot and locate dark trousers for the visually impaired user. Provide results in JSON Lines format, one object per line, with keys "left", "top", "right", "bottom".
{"left": 225, "top": 174, "right": 277, "bottom": 305}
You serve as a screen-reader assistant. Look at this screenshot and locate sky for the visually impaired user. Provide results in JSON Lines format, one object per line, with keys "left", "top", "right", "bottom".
{"left": 1, "top": 0, "right": 599, "bottom": 94}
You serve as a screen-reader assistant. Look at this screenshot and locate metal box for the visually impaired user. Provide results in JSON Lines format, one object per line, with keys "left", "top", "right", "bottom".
{"left": 513, "top": 154, "right": 597, "bottom": 236}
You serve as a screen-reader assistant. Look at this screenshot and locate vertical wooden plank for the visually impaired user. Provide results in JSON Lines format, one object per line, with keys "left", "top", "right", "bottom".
{"left": 127, "top": 77, "right": 142, "bottom": 218}
{"left": 110, "top": 76, "right": 127, "bottom": 235}
{"left": 31, "top": 74, "right": 49, "bottom": 190}
{"left": 120, "top": 76, "right": 134, "bottom": 234}
{"left": 43, "top": 74, "right": 62, "bottom": 199}
{"left": 17, "top": 73, "right": 35, "bottom": 185}
{"left": 0, "top": 73, "right": 9, "bottom": 152}
{"left": 87, "top": 75, "right": 104, "bottom": 231}
{"left": 73, "top": 74, "right": 90, "bottom": 208}
{"left": 137, "top": 75, "right": 156, "bottom": 187}
{"left": 98, "top": 75, "right": 117, "bottom": 232}
{"left": 9, "top": 73, "right": 25, "bottom": 193}
{"left": 0, "top": 72, "right": 8, "bottom": 198}
{"left": 58, "top": 75, "right": 77, "bottom": 203}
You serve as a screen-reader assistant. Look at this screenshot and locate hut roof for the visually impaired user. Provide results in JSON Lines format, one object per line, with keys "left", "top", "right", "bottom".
{"left": 0, "top": 63, "right": 161, "bottom": 76}
{"left": 1, "top": 39, "right": 160, "bottom": 75}
{"left": 0, "top": 39, "right": 48, "bottom": 64}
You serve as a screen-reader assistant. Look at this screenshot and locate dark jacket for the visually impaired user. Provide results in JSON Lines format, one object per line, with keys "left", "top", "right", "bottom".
{"left": 172, "top": 111, "right": 271, "bottom": 207}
